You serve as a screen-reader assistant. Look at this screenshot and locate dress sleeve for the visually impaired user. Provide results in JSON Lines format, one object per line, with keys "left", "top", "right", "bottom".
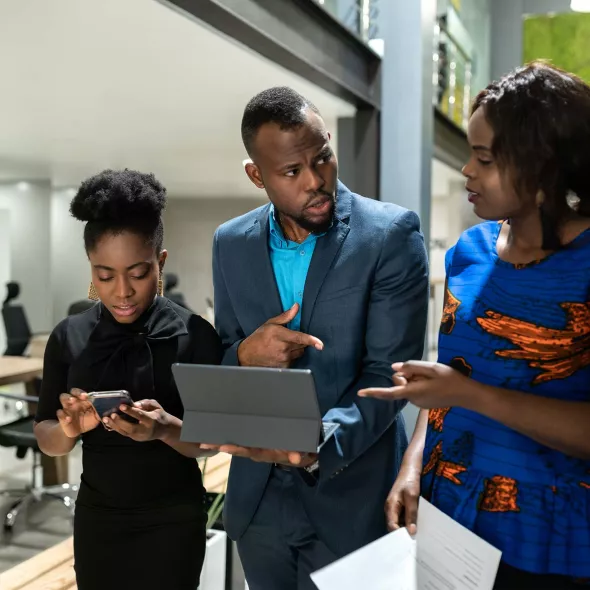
{"left": 187, "top": 315, "right": 223, "bottom": 365}
{"left": 445, "top": 244, "right": 456, "bottom": 276}
{"left": 35, "top": 321, "right": 69, "bottom": 423}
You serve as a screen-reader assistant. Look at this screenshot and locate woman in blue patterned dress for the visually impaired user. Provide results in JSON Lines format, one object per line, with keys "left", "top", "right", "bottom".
{"left": 360, "top": 62, "right": 590, "bottom": 589}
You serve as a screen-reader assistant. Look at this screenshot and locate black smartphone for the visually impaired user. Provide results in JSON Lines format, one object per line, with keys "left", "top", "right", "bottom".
{"left": 88, "top": 390, "right": 138, "bottom": 423}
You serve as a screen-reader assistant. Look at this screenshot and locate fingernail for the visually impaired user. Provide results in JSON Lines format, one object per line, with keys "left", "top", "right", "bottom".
{"left": 103, "top": 418, "right": 109, "bottom": 424}
{"left": 120, "top": 405, "right": 127, "bottom": 411}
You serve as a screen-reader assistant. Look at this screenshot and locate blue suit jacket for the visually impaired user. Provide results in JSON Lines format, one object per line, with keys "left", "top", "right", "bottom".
{"left": 212, "top": 182, "right": 429, "bottom": 557}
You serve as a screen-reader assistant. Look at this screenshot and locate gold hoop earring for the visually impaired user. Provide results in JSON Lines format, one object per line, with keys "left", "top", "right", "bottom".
{"left": 157, "top": 276, "right": 164, "bottom": 297}
{"left": 88, "top": 282, "right": 99, "bottom": 301}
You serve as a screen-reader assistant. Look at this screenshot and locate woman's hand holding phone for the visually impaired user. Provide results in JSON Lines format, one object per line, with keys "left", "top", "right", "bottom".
{"left": 102, "top": 399, "right": 168, "bottom": 442}
{"left": 57, "top": 388, "right": 100, "bottom": 438}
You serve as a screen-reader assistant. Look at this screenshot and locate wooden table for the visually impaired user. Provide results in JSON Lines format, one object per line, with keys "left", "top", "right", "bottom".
{"left": 0, "top": 356, "right": 44, "bottom": 388}
{"left": 200, "top": 452, "right": 231, "bottom": 493}
{"left": 0, "top": 356, "right": 69, "bottom": 485}
{"left": 0, "top": 537, "right": 76, "bottom": 590}
{"left": 26, "top": 334, "right": 50, "bottom": 360}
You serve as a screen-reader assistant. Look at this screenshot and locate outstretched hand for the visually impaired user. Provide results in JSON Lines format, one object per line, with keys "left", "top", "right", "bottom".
{"left": 359, "top": 361, "right": 471, "bottom": 409}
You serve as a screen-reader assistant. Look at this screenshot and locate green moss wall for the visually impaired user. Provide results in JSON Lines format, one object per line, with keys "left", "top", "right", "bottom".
{"left": 523, "top": 13, "right": 590, "bottom": 83}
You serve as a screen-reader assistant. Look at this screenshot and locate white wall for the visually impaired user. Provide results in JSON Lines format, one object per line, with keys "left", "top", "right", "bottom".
{"left": 50, "top": 189, "right": 89, "bottom": 324}
{"left": 428, "top": 160, "right": 477, "bottom": 360}
{"left": 0, "top": 209, "right": 11, "bottom": 353}
{"left": 48, "top": 192, "right": 269, "bottom": 323}
{"left": 0, "top": 184, "right": 93, "bottom": 330}
{"left": 0, "top": 182, "right": 52, "bottom": 333}
{"left": 163, "top": 197, "right": 267, "bottom": 316}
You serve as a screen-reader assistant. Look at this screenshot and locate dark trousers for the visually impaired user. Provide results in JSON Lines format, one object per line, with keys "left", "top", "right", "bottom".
{"left": 494, "top": 562, "right": 588, "bottom": 589}
{"left": 237, "top": 467, "right": 338, "bottom": 590}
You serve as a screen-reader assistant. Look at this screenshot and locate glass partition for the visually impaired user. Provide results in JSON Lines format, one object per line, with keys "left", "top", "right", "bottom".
{"left": 433, "top": 15, "right": 474, "bottom": 131}
{"left": 313, "top": 0, "right": 380, "bottom": 43}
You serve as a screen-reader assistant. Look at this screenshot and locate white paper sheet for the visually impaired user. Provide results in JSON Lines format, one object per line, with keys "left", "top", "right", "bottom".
{"left": 310, "top": 498, "right": 502, "bottom": 590}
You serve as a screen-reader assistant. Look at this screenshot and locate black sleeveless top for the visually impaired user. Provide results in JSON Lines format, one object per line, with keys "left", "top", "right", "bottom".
{"left": 36, "top": 297, "right": 223, "bottom": 510}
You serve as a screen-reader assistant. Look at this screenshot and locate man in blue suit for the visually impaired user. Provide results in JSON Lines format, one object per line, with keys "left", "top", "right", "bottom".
{"left": 210, "top": 87, "right": 429, "bottom": 589}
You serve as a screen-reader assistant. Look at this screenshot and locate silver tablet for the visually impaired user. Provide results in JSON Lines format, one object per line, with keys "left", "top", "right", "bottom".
{"left": 172, "top": 364, "right": 339, "bottom": 454}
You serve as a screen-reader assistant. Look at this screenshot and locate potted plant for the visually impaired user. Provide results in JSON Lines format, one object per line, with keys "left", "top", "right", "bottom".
{"left": 198, "top": 457, "right": 227, "bottom": 590}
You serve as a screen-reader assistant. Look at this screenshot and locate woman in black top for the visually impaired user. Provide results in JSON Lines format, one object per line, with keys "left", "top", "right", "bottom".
{"left": 34, "top": 169, "right": 222, "bottom": 590}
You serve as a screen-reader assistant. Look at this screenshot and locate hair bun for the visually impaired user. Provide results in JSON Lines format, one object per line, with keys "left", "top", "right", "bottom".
{"left": 70, "top": 169, "right": 166, "bottom": 225}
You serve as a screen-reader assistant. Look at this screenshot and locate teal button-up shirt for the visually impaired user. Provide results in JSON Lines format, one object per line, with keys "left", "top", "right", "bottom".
{"left": 268, "top": 206, "right": 321, "bottom": 331}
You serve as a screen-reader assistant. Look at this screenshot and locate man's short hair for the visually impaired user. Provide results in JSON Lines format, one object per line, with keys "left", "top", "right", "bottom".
{"left": 241, "top": 86, "right": 320, "bottom": 156}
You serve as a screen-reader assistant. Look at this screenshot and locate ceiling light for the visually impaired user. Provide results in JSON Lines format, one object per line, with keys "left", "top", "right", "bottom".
{"left": 16, "top": 182, "right": 30, "bottom": 191}
{"left": 368, "top": 38, "right": 384, "bottom": 57}
{"left": 571, "top": 0, "right": 590, "bottom": 11}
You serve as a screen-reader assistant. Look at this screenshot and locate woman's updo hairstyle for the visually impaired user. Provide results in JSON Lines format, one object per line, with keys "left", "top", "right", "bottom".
{"left": 70, "top": 169, "right": 167, "bottom": 254}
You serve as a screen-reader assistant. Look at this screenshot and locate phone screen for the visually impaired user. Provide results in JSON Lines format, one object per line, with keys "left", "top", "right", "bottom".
{"left": 89, "top": 391, "right": 138, "bottom": 423}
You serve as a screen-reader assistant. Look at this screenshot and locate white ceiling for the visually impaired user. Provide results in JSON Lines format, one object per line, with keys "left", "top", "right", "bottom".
{"left": 0, "top": 0, "right": 355, "bottom": 198}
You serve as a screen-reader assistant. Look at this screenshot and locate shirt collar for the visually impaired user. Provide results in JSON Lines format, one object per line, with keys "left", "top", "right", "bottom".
{"left": 268, "top": 205, "right": 284, "bottom": 240}
{"left": 268, "top": 205, "right": 331, "bottom": 248}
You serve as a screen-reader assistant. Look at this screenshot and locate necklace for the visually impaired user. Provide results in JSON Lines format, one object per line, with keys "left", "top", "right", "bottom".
{"left": 288, "top": 231, "right": 311, "bottom": 244}
{"left": 277, "top": 214, "right": 310, "bottom": 243}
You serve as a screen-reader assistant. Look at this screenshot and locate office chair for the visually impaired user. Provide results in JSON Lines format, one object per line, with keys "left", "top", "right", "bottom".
{"left": 164, "top": 273, "right": 191, "bottom": 310}
{"left": 0, "top": 295, "right": 94, "bottom": 534}
{"left": 67, "top": 299, "right": 97, "bottom": 316}
{"left": 2, "top": 282, "right": 32, "bottom": 356}
{"left": 0, "top": 389, "right": 78, "bottom": 533}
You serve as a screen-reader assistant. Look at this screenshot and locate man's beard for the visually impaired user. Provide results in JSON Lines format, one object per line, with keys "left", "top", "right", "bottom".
{"left": 296, "top": 195, "right": 336, "bottom": 234}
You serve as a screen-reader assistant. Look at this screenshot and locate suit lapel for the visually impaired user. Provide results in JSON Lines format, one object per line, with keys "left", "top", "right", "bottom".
{"left": 300, "top": 182, "right": 353, "bottom": 333}
{"left": 245, "top": 206, "right": 283, "bottom": 323}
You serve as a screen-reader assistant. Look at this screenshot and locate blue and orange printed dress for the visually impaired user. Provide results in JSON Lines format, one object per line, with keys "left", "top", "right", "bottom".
{"left": 422, "top": 221, "right": 590, "bottom": 579}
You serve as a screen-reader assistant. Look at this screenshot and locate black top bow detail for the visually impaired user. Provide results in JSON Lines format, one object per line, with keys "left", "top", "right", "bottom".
{"left": 84, "top": 297, "right": 188, "bottom": 398}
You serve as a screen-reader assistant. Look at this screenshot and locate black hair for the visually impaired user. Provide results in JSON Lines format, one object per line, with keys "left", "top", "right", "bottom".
{"left": 472, "top": 61, "right": 590, "bottom": 248}
{"left": 70, "top": 169, "right": 167, "bottom": 253}
{"left": 241, "top": 86, "right": 320, "bottom": 156}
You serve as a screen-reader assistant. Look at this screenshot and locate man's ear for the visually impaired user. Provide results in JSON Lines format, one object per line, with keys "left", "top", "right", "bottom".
{"left": 244, "top": 159, "right": 265, "bottom": 189}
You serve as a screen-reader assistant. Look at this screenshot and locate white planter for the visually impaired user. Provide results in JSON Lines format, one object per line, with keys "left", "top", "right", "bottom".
{"left": 199, "top": 529, "right": 227, "bottom": 590}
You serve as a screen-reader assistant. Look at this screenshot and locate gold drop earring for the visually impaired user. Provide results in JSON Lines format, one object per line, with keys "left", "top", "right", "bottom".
{"left": 88, "top": 282, "right": 99, "bottom": 301}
